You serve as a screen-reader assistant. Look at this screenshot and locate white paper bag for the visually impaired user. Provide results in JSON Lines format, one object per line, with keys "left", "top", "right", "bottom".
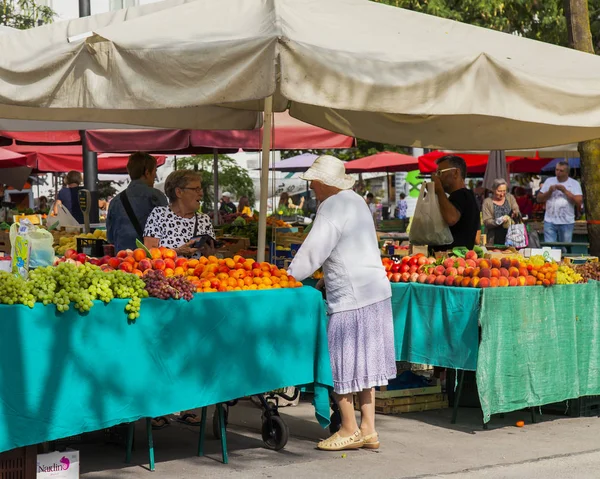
{"left": 408, "top": 182, "right": 453, "bottom": 246}
{"left": 37, "top": 449, "right": 79, "bottom": 479}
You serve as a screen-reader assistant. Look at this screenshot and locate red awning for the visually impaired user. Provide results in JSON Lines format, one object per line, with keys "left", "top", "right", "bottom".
{"left": 1, "top": 112, "right": 354, "bottom": 153}
{"left": 345, "top": 151, "right": 418, "bottom": 173}
{"left": 0, "top": 147, "right": 36, "bottom": 168}
{"left": 3, "top": 144, "right": 166, "bottom": 173}
{"left": 418, "top": 151, "right": 552, "bottom": 175}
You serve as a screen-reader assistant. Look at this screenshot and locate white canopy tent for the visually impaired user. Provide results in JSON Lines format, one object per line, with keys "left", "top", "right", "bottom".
{"left": 4, "top": 0, "right": 600, "bottom": 258}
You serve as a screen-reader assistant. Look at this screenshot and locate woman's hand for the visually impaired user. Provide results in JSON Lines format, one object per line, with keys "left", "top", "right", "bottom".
{"left": 176, "top": 240, "right": 198, "bottom": 257}
{"left": 199, "top": 240, "right": 217, "bottom": 257}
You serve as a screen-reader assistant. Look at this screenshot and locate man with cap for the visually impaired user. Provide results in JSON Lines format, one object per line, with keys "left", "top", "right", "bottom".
{"left": 219, "top": 192, "right": 237, "bottom": 215}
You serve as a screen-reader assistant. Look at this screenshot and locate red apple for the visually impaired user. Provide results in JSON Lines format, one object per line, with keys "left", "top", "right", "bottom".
{"left": 391, "top": 273, "right": 401, "bottom": 283}
{"left": 117, "top": 250, "right": 128, "bottom": 258}
{"left": 64, "top": 248, "right": 77, "bottom": 259}
{"left": 76, "top": 253, "right": 87, "bottom": 264}
{"left": 163, "top": 258, "right": 176, "bottom": 270}
{"left": 152, "top": 259, "right": 166, "bottom": 270}
{"left": 99, "top": 255, "right": 111, "bottom": 265}
{"left": 100, "top": 264, "right": 114, "bottom": 272}
{"left": 409, "top": 265, "right": 418, "bottom": 274}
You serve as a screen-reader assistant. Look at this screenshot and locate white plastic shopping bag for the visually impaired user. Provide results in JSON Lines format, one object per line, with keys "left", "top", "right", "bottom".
{"left": 408, "top": 182, "right": 453, "bottom": 246}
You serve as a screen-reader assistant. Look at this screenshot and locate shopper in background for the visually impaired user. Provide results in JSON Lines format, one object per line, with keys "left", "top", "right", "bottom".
{"left": 537, "top": 161, "right": 583, "bottom": 243}
{"left": 432, "top": 155, "right": 480, "bottom": 250}
{"left": 396, "top": 193, "right": 408, "bottom": 219}
{"left": 514, "top": 187, "right": 533, "bottom": 218}
{"left": 107, "top": 152, "right": 167, "bottom": 252}
{"left": 482, "top": 178, "right": 520, "bottom": 246}
{"left": 53, "top": 171, "right": 84, "bottom": 223}
{"left": 219, "top": 192, "right": 237, "bottom": 215}
{"left": 287, "top": 155, "right": 396, "bottom": 452}
{"left": 237, "top": 195, "right": 253, "bottom": 217}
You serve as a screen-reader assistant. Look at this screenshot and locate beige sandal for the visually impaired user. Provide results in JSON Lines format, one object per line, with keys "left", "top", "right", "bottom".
{"left": 317, "top": 431, "right": 363, "bottom": 451}
{"left": 361, "top": 432, "right": 380, "bottom": 450}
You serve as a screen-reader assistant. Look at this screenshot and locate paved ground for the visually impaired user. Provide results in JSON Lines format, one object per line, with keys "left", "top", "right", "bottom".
{"left": 77, "top": 399, "right": 600, "bottom": 478}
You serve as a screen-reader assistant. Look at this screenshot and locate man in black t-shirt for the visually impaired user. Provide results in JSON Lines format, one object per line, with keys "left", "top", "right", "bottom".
{"left": 432, "top": 155, "right": 480, "bottom": 250}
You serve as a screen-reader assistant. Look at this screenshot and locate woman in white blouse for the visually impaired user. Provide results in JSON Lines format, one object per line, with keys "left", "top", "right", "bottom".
{"left": 287, "top": 155, "right": 396, "bottom": 451}
{"left": 144, "top": 170, "right": 215, "bottom": 258}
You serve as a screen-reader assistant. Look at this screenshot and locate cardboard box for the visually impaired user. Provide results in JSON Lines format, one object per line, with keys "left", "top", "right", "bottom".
{"left": 522, "top": 247, "right": 562, "bottom": 262}
{"left": 217, "top": 236, "right": 250, "bottom": 257}
{"left": 37, "top": 449, "right": 79, "bottom": 478}
{"left": 410, "top": 245, "right": 429, "bottom": 256}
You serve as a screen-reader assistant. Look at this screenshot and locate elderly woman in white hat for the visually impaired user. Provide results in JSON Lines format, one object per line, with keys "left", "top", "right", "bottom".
{"left": 287, "top": 155, "right": 396, "bottom": 451}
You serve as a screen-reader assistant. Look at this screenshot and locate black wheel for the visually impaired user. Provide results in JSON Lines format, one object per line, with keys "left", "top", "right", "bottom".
{"left": 261, "top": 415, "right": 289, "bottom": 451}
{"left": 329, "top": 409, "right": 341, "bottom": 434}
{"left": 212, "top": 406, "right": 228, "bottom": 439}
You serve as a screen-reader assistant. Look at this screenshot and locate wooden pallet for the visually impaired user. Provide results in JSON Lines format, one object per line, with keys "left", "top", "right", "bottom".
{"left": 375, "top": 382, "right": 441, "bottom": 399}
{"left": 375, "top": 399, "right": 448, "bottom": 415}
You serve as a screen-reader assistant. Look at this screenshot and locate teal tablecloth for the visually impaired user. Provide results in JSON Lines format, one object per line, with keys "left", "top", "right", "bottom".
{"left": 390, "top": 283, "right": 481, "bottom": 371}
{"left": 0, "top": 288, "right": 332, "bottom": 453}
{"left": 477, "top": 282, "right": 600, "bottom": 422}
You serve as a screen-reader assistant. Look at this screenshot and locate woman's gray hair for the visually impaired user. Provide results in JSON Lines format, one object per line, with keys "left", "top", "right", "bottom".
{"left": 492, "top": 178, "right": 508, "bottom": 192}
{"left": 164, "top": 170, "right": 201, "bottom": 203}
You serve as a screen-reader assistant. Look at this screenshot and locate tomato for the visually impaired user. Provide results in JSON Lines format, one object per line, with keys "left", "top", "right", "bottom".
{"left": 399, "top": 264, "right": 410, "bottom": 274}
{"left": 401, "top": 256, "right": 412, "bottom": 264}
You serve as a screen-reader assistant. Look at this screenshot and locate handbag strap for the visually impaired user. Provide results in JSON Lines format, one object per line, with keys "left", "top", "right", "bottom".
{"left": 192, "top": 213, "right": 199, "bottom": 238}
{"left": 120, "top": 190, "right": 144, "bottom": 240}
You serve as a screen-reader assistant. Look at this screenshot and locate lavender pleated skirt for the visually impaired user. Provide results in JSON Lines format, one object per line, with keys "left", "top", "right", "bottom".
{"left": 327, "top": 298, "right": 397, "bottom": 395}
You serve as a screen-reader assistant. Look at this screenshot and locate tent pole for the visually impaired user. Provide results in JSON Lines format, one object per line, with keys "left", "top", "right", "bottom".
{"left": 213, "top": 149, "right": 219, "bottom": 227}
{"left": 257, "top": 96, "right": 274, "bottom": 263}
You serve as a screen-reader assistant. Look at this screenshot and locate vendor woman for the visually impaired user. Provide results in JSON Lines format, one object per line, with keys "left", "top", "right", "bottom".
{"left": 144, "top": 170, "right": 216, "bottom": 258}
{"left": 287, "top": 155, "right": 396, "bottom": 451}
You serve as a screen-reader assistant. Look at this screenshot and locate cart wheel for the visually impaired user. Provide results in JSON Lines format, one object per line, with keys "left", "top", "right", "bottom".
{"left": 261, "top": 415, "right": 289, "bottom": 451}
{"left": 212, "top": 406, "right": 228, "bottom": 439}
{"left": 329, "top": 410, "right": 341, "bottom": 434}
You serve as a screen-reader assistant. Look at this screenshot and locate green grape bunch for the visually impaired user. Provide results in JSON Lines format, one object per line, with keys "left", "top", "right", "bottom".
{"left": 1, "top": 263, "right": 148, "bottom": 320}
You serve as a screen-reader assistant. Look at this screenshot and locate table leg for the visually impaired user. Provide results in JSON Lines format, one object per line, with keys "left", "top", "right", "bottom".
{"left": 125, "top": 422, "right": 134, "bottom": 464}
{"left": 217, "top": 404, "right": 228, "bottom": 464}
{"left": 197, "top": 407, "right": 207, "bottom": 457}
{"left": 530, "top": 407, "right": 537, "bottom": 424}
{"left": 451, "top": 370, "right": 465, "bottom": 424}
{"left": 145, "top": 418, "right": 155, "bottom": 472}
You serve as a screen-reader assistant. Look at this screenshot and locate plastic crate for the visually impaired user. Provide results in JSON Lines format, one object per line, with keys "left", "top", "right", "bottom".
{"left": 0, "top": 446, "right": 36, "bottom": 479}
{"left": 542, "top": 395, "right": 600, "bottom": 417}
{"left": 76, "top": 237, "right": 105, "bottom": 258}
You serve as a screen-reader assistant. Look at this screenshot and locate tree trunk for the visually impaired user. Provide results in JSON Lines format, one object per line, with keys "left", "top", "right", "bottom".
{"left": 564, "top": 0, "right": 600, "bottom": 256}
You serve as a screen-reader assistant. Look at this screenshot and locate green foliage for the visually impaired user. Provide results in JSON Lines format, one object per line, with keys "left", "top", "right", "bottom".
{"left": 281, "top": 139, "right": 409, "bottom": 161}
{"left": 1, "top": 0, "right": 56, "bottom": 29}
{"left": 175, "top": 155, "right": 256, "bottom": 213}
{"left": 372, "top": 0, "right": 600, "bottom": 52}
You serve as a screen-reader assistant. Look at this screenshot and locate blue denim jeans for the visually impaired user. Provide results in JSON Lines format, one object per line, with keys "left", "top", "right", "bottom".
{"left": 544, "top": 222, "right": 574, "bottom": 243}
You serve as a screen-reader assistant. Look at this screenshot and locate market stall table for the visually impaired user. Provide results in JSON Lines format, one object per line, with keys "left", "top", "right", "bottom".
{"left": 0, "top": 287, "right": 332, "bottom": 454}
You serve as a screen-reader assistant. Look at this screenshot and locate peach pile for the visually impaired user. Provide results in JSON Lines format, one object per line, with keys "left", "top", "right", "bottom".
{"left": 382, "top": 251, "right": 558, "bottom": 288}
{"left": 95, "top": 247, "right": 302, "bottom": 293}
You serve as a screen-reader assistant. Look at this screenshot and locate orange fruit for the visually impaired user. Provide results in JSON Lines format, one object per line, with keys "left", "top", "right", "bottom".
{"left": 248, "top": 284, "right": 258, "bottom": 290}
{"left": 174, "top": 266, "right": 185, "bottom": 276}
{"left": 253, "top": 277, "right": 262, "bottom": 285}
{"left": 187, "top": 259, "right": 199, "bottom": 268}
{"left": 237, "top": 279, "right": 245, "bottom": 288}
{"left": 225, "top": 258, "right": 236, "bottom": 269}
{"left": 208, "top": 255, "right": 218, "bottom": 264}
{"left": 228, "top": 277, "right": 237, "bottom": 287}
{"left": 244, "top": 277, "right": 253, "bottom": 286}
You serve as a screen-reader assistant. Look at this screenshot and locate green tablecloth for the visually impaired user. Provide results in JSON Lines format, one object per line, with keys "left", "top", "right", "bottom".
{"left": 391, "top": 283, "right": 480, "bottom": 371}
{"left": 0, "top": 288, "right": 332, "bottom": 453}
{"left": 477, "top": 282, "right": 600, "bottom": 422}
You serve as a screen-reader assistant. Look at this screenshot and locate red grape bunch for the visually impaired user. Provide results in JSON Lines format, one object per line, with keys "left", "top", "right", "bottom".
{"left": 143, "top": 270, "right": 195, "bottom": 301}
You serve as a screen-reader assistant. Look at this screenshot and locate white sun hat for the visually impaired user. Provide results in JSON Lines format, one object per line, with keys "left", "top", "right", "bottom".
{"left": 222, "top": 191, "right": 232, "bottom": 197}
{"left": 300, "top": 155, "right": 355, "bottom": 190}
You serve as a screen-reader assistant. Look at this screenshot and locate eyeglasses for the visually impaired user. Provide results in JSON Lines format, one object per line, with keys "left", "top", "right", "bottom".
{"left": 434, "top": 167, "right": 457, "bottom": 176}
{"left": 180, "top": 187, "right": 202, "bottom": 193}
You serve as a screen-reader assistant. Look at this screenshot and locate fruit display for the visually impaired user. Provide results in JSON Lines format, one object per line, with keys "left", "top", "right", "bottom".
{"left": 382, "top": 252, "right": 559, "bottom": 288}
{"left": 53, "top": 229, "right": 107, "bottom": 255}
{"left": 556, "top": 264, "right": 584, "bottom": 285}
{"left": 573, "top": 262, "right": 600, "bottom": 282}
{"left": 0, "top": 262, "right": 147, "bottom": 320}
{"left": 267, "top": 216, "right": 292, "bottom": 228}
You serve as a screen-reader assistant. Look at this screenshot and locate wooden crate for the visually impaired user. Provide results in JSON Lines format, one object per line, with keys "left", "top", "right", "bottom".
{"left": 375, "top": 398, "right": 448, "bottom": 415}
{"left": 0, "top": 445, "right": 37, "bottom": 479}
{"left": 0, "top": 231, "right": 10, "bottom": 254}
{"left": 374, "top": 383, "right": 442, "bottom": 399}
